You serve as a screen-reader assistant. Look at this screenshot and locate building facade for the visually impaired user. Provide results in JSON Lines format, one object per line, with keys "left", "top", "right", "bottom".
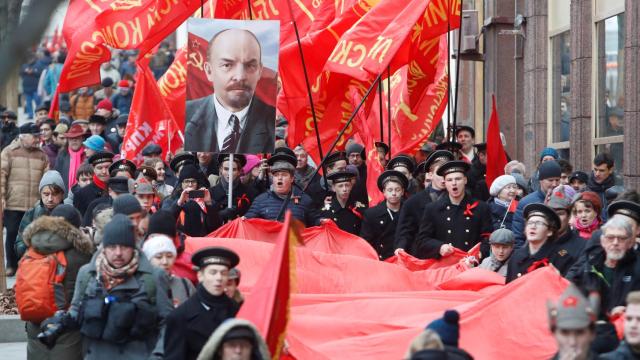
{"left": 457, "top": 0, "right": 638, "bottom": 188}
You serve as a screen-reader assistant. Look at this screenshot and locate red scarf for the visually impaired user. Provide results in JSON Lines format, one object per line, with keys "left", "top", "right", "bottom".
{"left": 574, "top": 217, "right": 601, "bottom": 239}
{"left": 93, "top": 174, "right": 107, "bottom": 191}
{"left": 67, "top": 146, "right": 84, "bottom": 188}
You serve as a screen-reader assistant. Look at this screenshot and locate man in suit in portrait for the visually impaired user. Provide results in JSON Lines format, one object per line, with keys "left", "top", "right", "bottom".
{"left": 185, "top": 28, "right": 275, "bottom": 154}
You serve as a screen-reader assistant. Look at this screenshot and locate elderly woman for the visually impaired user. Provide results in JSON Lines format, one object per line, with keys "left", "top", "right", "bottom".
{"left": 488, "top": 174, "right": 518, "bottom": 230}
{"left": 142, "top": 234, "right": 195, "bottom": 307}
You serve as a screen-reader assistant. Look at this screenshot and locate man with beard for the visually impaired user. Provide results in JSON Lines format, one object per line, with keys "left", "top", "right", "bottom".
{"left": 210, "top": 154, "right": 257, "bottom": 223}
{"left": 360, "top": 170, "right": 408, "bottom": 260}
{"left": 395, "top": 150, "right": 453, "bottom": 254}
{"left": 164, "top": 247, "right": 240, "bottom": 360}
{"left": 414, "top": 160, "right": 493, "bottom": 259}
{"left": 185, "top": 29, "right": 275, "bottom": 153}
{"left": 577, "top": 216, "right": 640, "bottom": 319}
{"left": 1, "top": 123, "right": 49, "bottom": 275}
{"left": 320, "top": 171, "right": 366, "bottom": 235}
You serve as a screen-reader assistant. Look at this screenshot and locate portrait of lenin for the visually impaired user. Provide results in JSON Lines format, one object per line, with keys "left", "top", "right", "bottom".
{"left": 185, "top": 23, "right": 277, "bottom": 154}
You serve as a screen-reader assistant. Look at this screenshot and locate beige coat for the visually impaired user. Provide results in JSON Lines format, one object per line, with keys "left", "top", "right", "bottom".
{"left": 1, "top": 140, "right": 49, "bottom": 211}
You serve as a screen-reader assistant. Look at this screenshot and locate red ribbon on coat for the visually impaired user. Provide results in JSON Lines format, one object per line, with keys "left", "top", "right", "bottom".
{"left": 527, "top": 258, "right": 550, "bottom": 274}
{"left": 348, "top": 206, "right": 363, "bottom": 219}
{"left": 237, "top": 194, "right": 250, "bottom": 209}
{"left": 464, "top": 201, "right": 479, "bottom": 216}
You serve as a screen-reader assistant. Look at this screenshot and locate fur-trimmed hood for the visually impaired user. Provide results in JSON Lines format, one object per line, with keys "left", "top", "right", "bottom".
{"left": 197, "top": 318, "right": 270, "bottom": 360}
{"left": 23, "top": 215, "right": 94, "bottom": 255}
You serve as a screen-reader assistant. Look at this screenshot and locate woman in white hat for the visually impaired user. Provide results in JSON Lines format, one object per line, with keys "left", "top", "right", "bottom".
{"left": 488, "top": 174, "right": 518, "bottom": 230}
{"left": 142, "top": 234, "right": 195, "bottom": 307}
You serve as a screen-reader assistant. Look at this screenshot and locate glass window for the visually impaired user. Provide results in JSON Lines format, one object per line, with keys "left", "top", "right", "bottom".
{"left": 595, "top": 144, "right": 623, "bottom": 172}
{"left": 551, "top": 31, "right": 571, "bottom": 143}
{"left": 596, "top": 14, "right": 625, "bottom": 138}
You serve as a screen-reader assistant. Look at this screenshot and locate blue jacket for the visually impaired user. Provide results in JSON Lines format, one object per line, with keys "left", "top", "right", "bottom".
{"left": 245, "top": 189, "right": 321, "bottom": 227}
{"left": 512, "top": 189, "right": 546, "bottom": 248}
{"left": 488, "top": 198, "right": 514, "bottom": 231}
{"left": 110, "top": 92, "right": 133, "bottom": 114}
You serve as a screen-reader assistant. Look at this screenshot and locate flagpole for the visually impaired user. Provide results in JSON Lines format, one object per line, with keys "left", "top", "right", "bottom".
{"left": 446, "top": 0, "right": 452, "bottom": 141}
{"left": 452, "top": 0, "right": 463, "bottom": 134}
{"left": 387, "top": 66, "right": 391, "bottom": 156}
{"left": 247, "top": 0, "right": 253, "bottom": 19}
{"left": 228, "top": 154, "right": 234, "bottom": 209}
{"left": 302, "top": 72, "right": 383, "bottom": 192}
{"left": 499, "top": 198, "right": 513, "bottom": 229}
{"left": 378, "top": 77, "right": 384, "bottom": 143}
{"left": 285, "top": 0, "right": 327, "bottom": 187}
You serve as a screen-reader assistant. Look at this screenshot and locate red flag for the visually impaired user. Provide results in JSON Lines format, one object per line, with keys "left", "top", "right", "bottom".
{"left": 485, "top": 94, "right": 509, "bottom": 191}
{"left": 508, "top": 199, "right": 518, "bottom": 213}
{"left": 48, "top": 88, "right": 59, "bottom": 121}
{"left": 237, "top": 212, "right": 299, "bottom": 358}
{"left": 58, "top": 0, "right": 201, "bottom": 92}
{"left": 121, "top": 62, "right": 182, "bottom": 164}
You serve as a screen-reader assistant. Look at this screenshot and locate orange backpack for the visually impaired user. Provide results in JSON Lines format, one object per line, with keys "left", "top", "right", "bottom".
{"left": 15, "top": 248, "right": 68, "bottom": 323}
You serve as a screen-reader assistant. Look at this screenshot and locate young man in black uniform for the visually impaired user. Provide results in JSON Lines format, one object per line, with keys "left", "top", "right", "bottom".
{"left": 164, "top": 246, "right": 240, "bottom": 360}
{"left": 415, "top": 160, "right": 493, "bottom": 259}
{"left": 506, "top": 203, "right": 570, "bottom": 282}
{"left": 305, "top": 151, "right": 348, "bottom": 209}
{"left": 73, "top": 151, "right": 114, "bottom": 216}
{"left": 210, "top": 154, "right": 257, "bottom": 223}
{"left": 386, "top": 154, "right": 419, "bottom": 196}
{"left": 395, "top": 150, "right": 454, "bottom": 254}
{"left": 360, "top": 170, "right": 408, "bottom": 260}
{"left": 320, "top": 171, "right": 366, "bottom": 235}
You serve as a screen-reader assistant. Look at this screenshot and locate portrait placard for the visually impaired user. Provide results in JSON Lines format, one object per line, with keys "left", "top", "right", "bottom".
{"left": 185, "top": 19, "right": 280, "bottom": 154}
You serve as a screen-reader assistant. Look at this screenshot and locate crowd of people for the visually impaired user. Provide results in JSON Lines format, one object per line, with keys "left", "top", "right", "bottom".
{"left": 2, "top": 46, "right": 638, "bottom": 360}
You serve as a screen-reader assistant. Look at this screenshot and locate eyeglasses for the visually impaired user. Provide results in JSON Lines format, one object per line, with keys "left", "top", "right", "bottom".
{"left": 526, "top": 220, "right": 549, "bottom": 228}
{"left": 603, "top": 234, "right": 630, "bottom": 243}
{"left": 182, "top": 179, "right": 198, "bottom": 186}
{"left": 503, "top": 184, "right": 518, "bottom": 190}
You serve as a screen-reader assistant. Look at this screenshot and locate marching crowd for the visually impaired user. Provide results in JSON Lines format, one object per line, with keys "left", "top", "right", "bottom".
{"left": 2, "top": 48, "right": 639, "bottom": 360}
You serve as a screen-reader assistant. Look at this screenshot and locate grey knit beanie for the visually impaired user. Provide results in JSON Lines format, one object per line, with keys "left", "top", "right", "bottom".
{"left": 39, "top": 170, "right": 66, "bottom": 195}
{"left": 113, "top": 194, "right": 143, "bottom": 216}
{"left": 102, "top": 214, "right": 136, "bottom": 248}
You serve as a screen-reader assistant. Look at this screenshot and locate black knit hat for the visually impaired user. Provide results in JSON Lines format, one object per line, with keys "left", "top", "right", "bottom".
{"left": 147, "top": 210, "right": 177, "bottom": 238}
{"left": 178, "top": 164, "right": 205, "bottom": 187}
{"left": 51, "top": 204, "right": 82, "bottom": 228}
{"left": 102, "top": 214, "right": 136, "bottom": 248}
{"left": 113, "top": 194, "right": 142, "bottom": 215}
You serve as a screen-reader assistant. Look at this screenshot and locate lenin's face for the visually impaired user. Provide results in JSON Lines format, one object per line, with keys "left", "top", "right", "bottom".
{"left": 205, "top": 29, "right": 263, "bottom": 112}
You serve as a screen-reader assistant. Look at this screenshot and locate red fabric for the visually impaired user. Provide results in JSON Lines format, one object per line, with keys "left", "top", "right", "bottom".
{"left": 237, "top": 213, "right": 298, "bottom": 358}
{"left": 464, "top": 201, "right": 479, "bottom": 216}
{"left": 120, "top": 63, "right": 182, "bottom": 164}
{"left": 508, "top": 199, "right": 518, "bottom": 213}
{"left": 485, "top": 95, "right": 509, "bottom": 191}
{"left": 92, "top": 174, "right": 106, "bottom": 191}
{"left": 58, "top": 0, "right": 201, "bottom": 92}
{"left": 157, "top": 46, "right": 187, "bottom": 131}
{"left": 96, "top": 99, "right": 112, "bottom": 111}
{"left": 48, "top": 88, "right": 59, "bottom": 121}
{"left": 174, "top": 216, "right": 568, "bottom": 359}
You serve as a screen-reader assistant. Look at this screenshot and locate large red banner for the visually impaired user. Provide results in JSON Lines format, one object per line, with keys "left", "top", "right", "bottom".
{"left": 58, "top": 0, "right": 201, "bottom": 92}
{"left": 175, "top": 218, "right": 568, "bottom": 359}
